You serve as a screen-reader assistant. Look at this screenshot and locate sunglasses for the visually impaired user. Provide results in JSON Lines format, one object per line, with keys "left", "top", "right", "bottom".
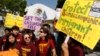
{"left": 24, "top": 37, "right": 30, "bottom": 39}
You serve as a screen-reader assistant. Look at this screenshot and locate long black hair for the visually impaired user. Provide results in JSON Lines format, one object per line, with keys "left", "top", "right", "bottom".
{"left": 23, "top": 29, "right": 36, "bottom": 42}
{"left": 28, "top": 30, "right": 36, "bottom": 42}
{"left": 3, "top": 33, "right": 17, "bottom": 51}
{"left": 69, "top": 38, "right": 83, "bottom": 48}
{"left": 39, "top": 27, "right": 51, "bottom": 42}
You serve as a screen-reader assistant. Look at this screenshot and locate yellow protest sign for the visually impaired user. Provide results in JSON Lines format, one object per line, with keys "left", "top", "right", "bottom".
{"left": 15, "top": 15, "right": 24, "bottom": 29}
{"left": 0, "top": 49, "right": 19, "bottom": 56}
{"left": 4, "top": 13, "right": 24, "bottom": 29}
{"left": 56, "top": 0, "right": 100, "bottom": 49}
{"left": 4, "top": 13, "right": 16, "bottom": 28}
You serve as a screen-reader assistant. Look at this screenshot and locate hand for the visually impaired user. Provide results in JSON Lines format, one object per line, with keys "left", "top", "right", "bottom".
{"left": 62, "top": 43, "right": 68, "bottom": 51}
{"left": 62, "top": 43, "right": 69, "bottom": 56}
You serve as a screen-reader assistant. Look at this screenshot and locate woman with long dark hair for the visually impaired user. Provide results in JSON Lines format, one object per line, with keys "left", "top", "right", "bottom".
{"left": 37, "top": 27, "right": 57, "bottom": 56}
{"left": 20, "top": 33, "right": 36, "bottom": 56}
{"left": 0, "top": 28, "right": 11, "bottom": 51}
{"left": 26, "top": 29, "right": 36, "bottom": 43}
{"left": 3, "top": 33, "right": 17, "bottom": 51}
{"left": 2, "top": 33, "right": 19, "bottom": 56}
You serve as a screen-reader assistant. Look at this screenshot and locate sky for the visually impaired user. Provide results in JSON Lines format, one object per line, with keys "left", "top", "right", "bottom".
{"left": 26, "top": 0, "right": 57, "bottom": 9}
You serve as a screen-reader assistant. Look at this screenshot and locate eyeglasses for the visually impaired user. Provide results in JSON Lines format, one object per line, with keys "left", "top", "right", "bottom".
{"left": 24, "top": 37, "right": 30, "bottom": 39}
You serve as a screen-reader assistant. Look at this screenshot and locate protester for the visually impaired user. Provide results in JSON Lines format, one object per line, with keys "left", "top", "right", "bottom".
{"left": 25, "top": 29, "right": 37, "bottom": 44}
{"left": 68, "top": 38, "right": 85, "bottom": 56}
{"left": 62, "top": 37, "right": 85, "bottom": 56}
{"left": 4, "top": 28, "right": 11, "bottom": 36}
{"left": 37, "top": 27, "right": 57, "bottom": 56}
{"left": 3, "top": 33, "right": 17, "bottom": 51}
{"left": 52, "top": 19, "right": 66, "bottom": 56}
{"left": 56, "top": 32, "right": 66, "bottom": 56}
{"left": 42, "top": 24, "right": 56, "bottom": 45}
{"left": 52, "top": 19, "right": 58, "bottom": 43}
{"left": 0, "top": 28, "right": 11, "bottom": 50}
{"left": 20, "top": 33, "right": 36, "bottom": 56}
{"left": 42, "top": 24, "right": 50, "bottom": 30}
{"left": 11, "top": 26, "right": 23, "bottom": 44}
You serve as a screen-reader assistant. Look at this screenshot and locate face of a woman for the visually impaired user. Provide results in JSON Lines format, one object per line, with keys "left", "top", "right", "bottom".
{"left": 9, "top": 35, "right": 15, "bottom": 43}
{"left": 24, "top": 34, "right": 31, "bottom": 43}
{"left": 39, "top": 29, "right": 46, "bottom": 38}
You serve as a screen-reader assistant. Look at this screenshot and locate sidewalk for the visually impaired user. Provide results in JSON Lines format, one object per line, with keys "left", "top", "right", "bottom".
{"left": 85, "top": 52, "right": 100, "bottom": 56}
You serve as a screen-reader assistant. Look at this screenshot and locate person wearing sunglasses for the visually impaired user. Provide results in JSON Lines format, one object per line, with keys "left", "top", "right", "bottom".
{"left": 20, "top": 33, "right": 36, "bottom": 56}
{"left": 37, "top": 27, "right": 57, "bottom": 56}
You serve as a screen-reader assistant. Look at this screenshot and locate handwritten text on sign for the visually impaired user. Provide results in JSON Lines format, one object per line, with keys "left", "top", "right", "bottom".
{"left": 24, "top": 16, "right": 42, "bottom": 30}
{"left": 56, "top": 0, "right": 100, "bottom": 49}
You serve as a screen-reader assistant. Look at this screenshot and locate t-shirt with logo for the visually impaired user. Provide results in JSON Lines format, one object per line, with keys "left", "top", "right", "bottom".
{"left": 37, "top": 39, "right": 55, "bottom": 56}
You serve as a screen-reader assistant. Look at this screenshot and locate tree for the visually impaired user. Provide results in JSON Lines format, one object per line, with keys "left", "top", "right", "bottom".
{"left": 0, "top": 0, "right": 27, "bottom": 16}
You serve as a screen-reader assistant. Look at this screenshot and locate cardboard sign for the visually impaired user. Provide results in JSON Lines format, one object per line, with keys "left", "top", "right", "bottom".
{"left": 15, "top": 15, "right": 24, "bottom": 29}
{"left": 4, "top": 13, "right": 23, "bottom": 28}
{"left": 56, "top": 0, "right": 100, "bottom": 49}
{"left": 24, "top": 16, "right": 42, "bottom": 30}
{"left": 5, "top": 13, "right": 16, "bottom": 28}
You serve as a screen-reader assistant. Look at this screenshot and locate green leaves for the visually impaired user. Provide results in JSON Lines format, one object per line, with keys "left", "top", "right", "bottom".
{"left": 0, "top": 0, "right": 27, "bottom": 16}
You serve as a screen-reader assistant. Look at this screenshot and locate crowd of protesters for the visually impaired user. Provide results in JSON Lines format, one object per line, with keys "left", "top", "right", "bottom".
{"left": 0, "top": 21, "right": 85, "bottom": 56}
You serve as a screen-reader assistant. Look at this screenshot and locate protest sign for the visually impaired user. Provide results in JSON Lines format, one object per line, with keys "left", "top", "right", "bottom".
{"left": 0, "top": 49, "right": 19, "bottom": 56}
{"left": 24, "top": 16, "right": 42, "bottom": 30}
{"left": 5, "top": 13, "right": 24, "bottom": 28}
{"left": 15, "top": 15, "right": 24, "bottom": 29}
{"left": 55, "top": 0, "right": 100, "bottom": 49}
{"left": 5, "top": 13, "right": 16, "bottom": 28}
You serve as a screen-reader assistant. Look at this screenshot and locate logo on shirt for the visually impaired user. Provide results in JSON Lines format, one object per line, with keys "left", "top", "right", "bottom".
{"left": 39, "top": 43, "right": 48, "bottom": 54}
{"left": 22, "top": 47, "right": 31, "bottom": 56}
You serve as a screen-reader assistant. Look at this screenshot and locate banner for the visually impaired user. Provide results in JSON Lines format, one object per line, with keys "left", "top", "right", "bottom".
{"left": 24, "top": 16, "right": 42, "bottom": 30}
{"left": 0, "top": 49, "right": 19, "bottom": 56}
{"left": 55, "top": 0, "right": 100, "bottom": 49}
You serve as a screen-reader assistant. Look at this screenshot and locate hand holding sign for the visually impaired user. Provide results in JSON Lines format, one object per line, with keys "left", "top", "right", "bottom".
{"left": 56, "top": 0, "right": 100, "bottom": 49}
{"left": 62, "top": 36, "right": 69, "bottom": 56}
